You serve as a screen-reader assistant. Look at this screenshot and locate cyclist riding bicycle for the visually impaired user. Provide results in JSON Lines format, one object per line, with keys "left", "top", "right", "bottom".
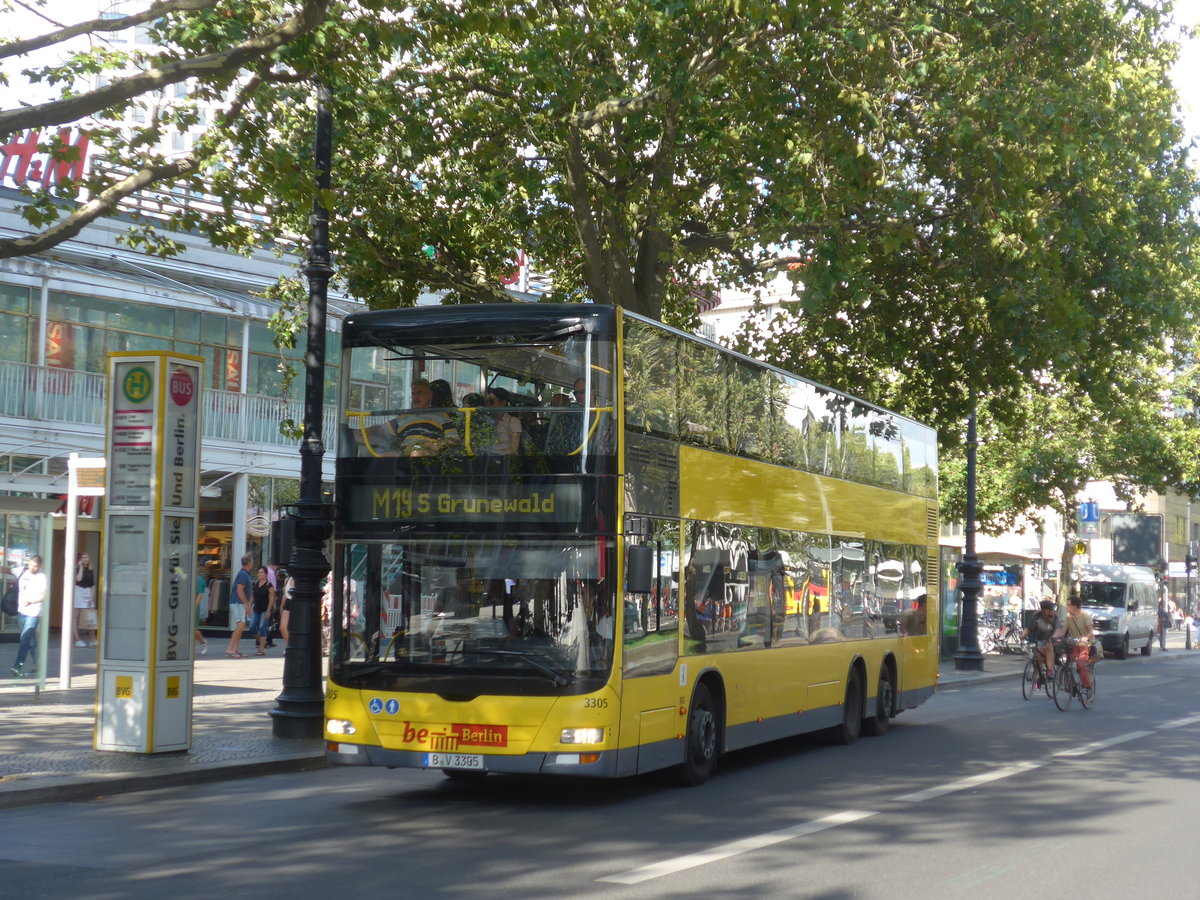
{"left": 1021, "top": 598, "right": 1058, "bottom": 686}
{"left": 1057, "top": 593, "right": 1095, "bottom": 691}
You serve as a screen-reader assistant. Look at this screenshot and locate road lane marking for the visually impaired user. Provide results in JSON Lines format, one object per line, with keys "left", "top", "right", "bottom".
{"left": 893, "top": 760, "right": 1043, "bottom": 803}
{"left": 600, "top": 714, "right": 1200, "bottom": 886}
{"left": 1051, "top": 731, "right": 1152, "bottom": 757}
{"left": 597, "top": 810, "right": 877, "bottom": 885}
{"left": 1158, "top": 714, "right": 1200, "bottom": 730}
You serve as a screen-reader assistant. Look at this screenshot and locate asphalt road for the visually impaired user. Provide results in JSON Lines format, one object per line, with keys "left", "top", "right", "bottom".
{"left": 3, "top": 651, "right": 1199, "bottom": 899}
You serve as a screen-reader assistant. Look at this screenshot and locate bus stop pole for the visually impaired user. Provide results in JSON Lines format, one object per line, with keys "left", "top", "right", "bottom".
{"left": 271, "top": 81, "right": 334, "bottom": 738}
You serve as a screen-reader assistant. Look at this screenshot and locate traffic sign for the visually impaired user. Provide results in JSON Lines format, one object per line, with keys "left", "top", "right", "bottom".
{"left": 1078, "top": 501, "right": 1100, "bottom": 539}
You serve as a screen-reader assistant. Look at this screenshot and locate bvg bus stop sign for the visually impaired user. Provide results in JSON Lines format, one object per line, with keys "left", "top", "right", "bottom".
{"left": 97, "top": 353, "right": 202, "bottom": 753}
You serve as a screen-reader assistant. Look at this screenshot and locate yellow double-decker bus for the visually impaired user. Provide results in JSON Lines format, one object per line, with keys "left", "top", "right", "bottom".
{"left": 324, "top": 304, "right": 939, "bottom": 784}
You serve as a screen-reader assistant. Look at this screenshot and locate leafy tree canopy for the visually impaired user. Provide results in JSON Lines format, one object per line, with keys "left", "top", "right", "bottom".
{"left": 4, "top": 0, "right": 1199, "bottom": 527}
{"left": 236, "top": 0, "right": 1200, "bottom": 436}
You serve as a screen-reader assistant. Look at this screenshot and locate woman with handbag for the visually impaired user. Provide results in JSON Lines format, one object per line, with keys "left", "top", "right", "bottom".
{"left": 73, "top": 553, "right": 97, "bottom": 648}
{"left": 248, "top": 566, "right": 276, "bottom": 656}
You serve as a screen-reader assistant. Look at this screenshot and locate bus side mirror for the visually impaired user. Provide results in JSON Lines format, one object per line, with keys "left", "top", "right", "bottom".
{"left": 627, "top": 545, "right": 654, "bottom": 594}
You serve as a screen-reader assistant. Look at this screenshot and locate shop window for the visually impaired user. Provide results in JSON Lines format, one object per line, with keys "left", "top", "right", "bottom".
{"left": 0, "top": 312, "right": 30, "bottom": 365}
{"left": 202, "top": 313, "right": 229, "bottom": 346}
{"left": 0, "top": 283, "right": 30, "bottom": 314}
{"left": 175, "top": 308, "right": 200, "bottom": 339}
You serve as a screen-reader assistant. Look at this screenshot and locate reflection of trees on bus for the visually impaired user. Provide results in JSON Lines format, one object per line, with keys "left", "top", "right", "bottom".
{"left": 622, "top": 320, "right": 938, "bottom": 497}
{"left": 677, "top": 522, "right": 930, "bottom": 652}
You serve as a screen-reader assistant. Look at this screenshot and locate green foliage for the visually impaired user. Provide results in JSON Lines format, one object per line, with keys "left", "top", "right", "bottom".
{"left": 4, "top": 0, "right": 1199, "bottom": 530}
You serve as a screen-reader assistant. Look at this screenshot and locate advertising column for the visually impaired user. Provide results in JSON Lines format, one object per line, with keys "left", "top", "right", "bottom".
{"left": 97, "top": 352, "right": 202, "bottom": 753}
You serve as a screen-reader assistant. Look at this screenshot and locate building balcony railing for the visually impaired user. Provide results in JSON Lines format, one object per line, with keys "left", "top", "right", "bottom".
{"left": 0, "top": 359, "right": 336, "bottom": 449}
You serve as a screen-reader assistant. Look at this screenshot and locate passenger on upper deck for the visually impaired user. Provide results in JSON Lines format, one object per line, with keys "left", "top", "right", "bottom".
{"left": 368, "top": 378, "right": 458, "bottom": 457}
{"left": 484, "top": 387, "right": 523, "bottom": 455}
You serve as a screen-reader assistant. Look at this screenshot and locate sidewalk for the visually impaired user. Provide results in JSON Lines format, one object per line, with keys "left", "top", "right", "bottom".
{"left": 936, "top": 626, "right": 1197, "bottom": 687}
{"left": 2, "top": 630, "right": 1194, "bottom": 810}
{"left": 1, "top": 645, "right": 326, "bottom": 810}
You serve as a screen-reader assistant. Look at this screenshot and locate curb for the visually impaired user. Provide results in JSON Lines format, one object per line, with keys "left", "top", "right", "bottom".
{"left": 0, "top": 752, "right": 327, "bottom": 811}
{"left": 937, "top": 670, "right": 1021, "bottom": 689}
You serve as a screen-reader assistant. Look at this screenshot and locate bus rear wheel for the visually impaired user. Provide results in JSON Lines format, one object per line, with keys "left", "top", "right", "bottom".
{"left": 863, "top": 667, "right": 894, "bottom": 737}
{"left": 680, "top": 683, "right": 719, "bottom": 786}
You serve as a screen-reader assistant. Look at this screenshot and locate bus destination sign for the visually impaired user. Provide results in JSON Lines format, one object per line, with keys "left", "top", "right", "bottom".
{"left": 345, "top": 480, "right": 583, "bottom": 525}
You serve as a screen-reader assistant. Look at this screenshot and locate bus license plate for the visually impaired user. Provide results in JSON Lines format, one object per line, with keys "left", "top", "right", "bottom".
{"left": 424, "top": 752, "right": 484, "bottom": 770}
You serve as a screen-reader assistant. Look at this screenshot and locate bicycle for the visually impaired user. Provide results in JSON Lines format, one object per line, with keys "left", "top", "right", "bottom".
{"left": 976, "top": 613, "right": 999, "bottom": 654}
{"left": 1020, "top": 641, "right": 1056, "bottom": 700}
{"left": 1052, "top": 638, "right": 1096, "bottom": 711}
{"left": 997, "top": 618, "right": 1027, "bottom": 654}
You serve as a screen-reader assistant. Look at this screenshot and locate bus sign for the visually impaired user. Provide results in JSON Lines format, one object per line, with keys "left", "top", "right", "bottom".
{"left": 343, "top": 479, "right": 584, "bottom": 525}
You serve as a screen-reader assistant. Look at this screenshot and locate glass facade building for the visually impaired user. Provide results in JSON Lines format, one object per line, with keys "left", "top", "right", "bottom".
{"left": 0, "top": 189, "right": 350, "bottom": 646}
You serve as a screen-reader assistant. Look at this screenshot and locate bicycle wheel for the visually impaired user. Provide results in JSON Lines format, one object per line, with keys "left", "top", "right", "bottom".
{"left": 1079, "top": 666, "right": 1095, "bottom": 709}
{"left": 1053, "top": 665, "right": 1074, "bottom": 711}
{"left": 1021, "top": 659, "right": 1038, "bottom": 700}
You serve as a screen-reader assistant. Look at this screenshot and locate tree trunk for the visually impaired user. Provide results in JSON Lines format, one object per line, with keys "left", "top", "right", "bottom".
{"left": 1057, "top": 533, "right": 1077, "bottom": 606}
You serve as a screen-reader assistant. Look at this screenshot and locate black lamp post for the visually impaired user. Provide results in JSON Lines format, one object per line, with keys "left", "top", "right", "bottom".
{"left": 954, "top": 386, "right": 985, "bottom": 671}
{"left": 270, "top": 82, "right": 334, "bottom": 738}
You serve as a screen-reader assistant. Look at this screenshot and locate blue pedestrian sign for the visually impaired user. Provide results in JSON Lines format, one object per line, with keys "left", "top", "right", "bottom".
{"left": 1078, "top": 501, "right": 1100, "bottom": 539}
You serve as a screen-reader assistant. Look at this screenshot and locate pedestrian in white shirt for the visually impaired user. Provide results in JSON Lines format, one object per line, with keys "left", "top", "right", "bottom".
{"left": 11, "top": 555, "right": 48, "bottom": 677}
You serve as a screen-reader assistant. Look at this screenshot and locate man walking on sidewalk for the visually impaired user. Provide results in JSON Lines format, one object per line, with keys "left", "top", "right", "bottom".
{"left": 225, "top": 554, "right": 253, "bottom": 658}
{"left": 10, "top": 555, "right": 47, "bottom": 677}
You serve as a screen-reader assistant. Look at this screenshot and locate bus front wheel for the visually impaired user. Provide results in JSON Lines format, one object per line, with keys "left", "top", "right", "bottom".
{"left": 680, "top": 683, "right": 719, "bottom": 786}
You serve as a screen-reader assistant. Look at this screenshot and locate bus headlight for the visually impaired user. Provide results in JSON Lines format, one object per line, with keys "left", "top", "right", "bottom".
{"left": 561, "top": 727, "right": 604, "bottom": 745}
{"left": 327, "top": 718, "right": 357, "bottom": 736}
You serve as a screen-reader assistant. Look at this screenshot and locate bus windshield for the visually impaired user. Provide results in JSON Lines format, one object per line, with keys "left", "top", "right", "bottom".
{"left": 336, "top": 537, "right": 615, "bottom": 693}
{"left": 340, "top": 318, "right": 614, "bottom": 473}
{"left": 1079, "top": 581, "right": 1126, "bottom": 608}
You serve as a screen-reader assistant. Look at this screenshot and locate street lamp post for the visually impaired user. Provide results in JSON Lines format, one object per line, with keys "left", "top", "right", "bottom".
{"left": 270, "top": 83, "right": 334, "bottom": 738}
{"left": 954, "top": 386, "right": 985, "bottom": 671}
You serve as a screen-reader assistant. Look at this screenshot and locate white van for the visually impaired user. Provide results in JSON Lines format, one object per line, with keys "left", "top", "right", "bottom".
{"left": 1075, "top": 563, "right": 1159, "bottom": 659}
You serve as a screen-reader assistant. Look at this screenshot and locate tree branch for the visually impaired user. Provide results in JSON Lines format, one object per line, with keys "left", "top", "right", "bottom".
{"left": 360, "top": 230, "right": 517, "bottom": 304}
{"left": 569, "top": 23, "right": 777, "bottom": 131}
{"left": 0, "top": 0, "right": 218, "bottom": 59}
{"left": 0, "top": 68, "right": 269, "bottom": 261}
{"left": 0, "top": 155, "right": 203, "bottom": 258}
{"left": 562, "top": 127, "right": 610, "bottom": 301}
{"left": 0, "top": 0, "right": 329, "bottom": 134}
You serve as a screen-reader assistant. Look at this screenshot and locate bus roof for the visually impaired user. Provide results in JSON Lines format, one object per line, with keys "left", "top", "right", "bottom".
{"left": 342, "top": 304, "right": 615, "bottom": 344}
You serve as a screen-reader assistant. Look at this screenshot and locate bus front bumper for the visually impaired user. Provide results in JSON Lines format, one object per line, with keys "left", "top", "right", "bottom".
{"left": 325, "top": 741, "right": 621, "bottom": 778}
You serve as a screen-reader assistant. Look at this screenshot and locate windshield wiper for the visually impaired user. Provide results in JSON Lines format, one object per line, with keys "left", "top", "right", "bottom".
{"left": 464, "top": 648, "right": 574, "bottom": 687}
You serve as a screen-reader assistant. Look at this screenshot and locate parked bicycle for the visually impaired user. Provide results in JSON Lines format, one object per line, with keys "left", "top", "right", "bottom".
{"left": 1053, "top": 638, "right": 1097, "bottom": 711}
{"left": 996, "top": 616, "right": 1027, "bottom": 654}
{"left": 976, "top": 611, "right": 1000, "bottom": 654}
{"left": 1020, "top": 641, "right": 1055, "bottom": 700}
